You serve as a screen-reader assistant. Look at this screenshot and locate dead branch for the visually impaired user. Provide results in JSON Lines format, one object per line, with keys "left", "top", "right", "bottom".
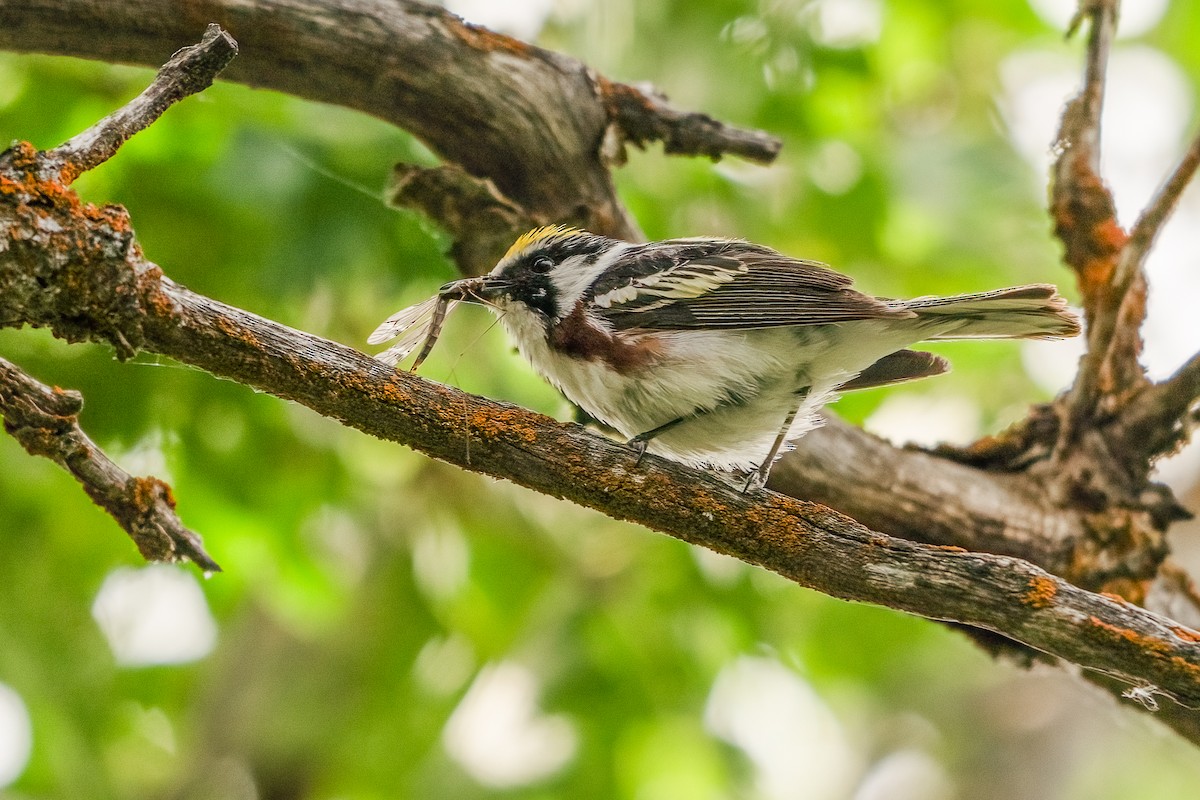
{"left": 45, "top": 24, "right": 238, "bottom": 181}
{"left": 0, "top": 357, "right": 220, "bottom": 571}
{"left": 1114, "top": 131, "right": 1200, "bottom": 292}
{"left": 597, "top": 77, "right": 783, "bottom": 165}
{"left": 388, "top": 164, "right": 533, "bottom": 277}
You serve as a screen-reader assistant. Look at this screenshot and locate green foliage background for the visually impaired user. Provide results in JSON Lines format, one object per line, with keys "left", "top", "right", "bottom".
{"left": 2, "top": 1, "right": 1199, "bottom": 797}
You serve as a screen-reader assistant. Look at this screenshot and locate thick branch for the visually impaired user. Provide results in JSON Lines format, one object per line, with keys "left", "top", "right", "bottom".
{"left": 0, "top": 0, "right": 775, "bottom": 247}
{"left": 6, "top": 161, "right": 1200, "bottom": 711}
{"left": 770, "top": 417, "right": 1087, "bottom": 578}
{"left": 0, "top": 357, "right": 220, "bottom": 571}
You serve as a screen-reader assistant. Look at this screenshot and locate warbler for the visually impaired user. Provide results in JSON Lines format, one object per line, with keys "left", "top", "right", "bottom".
{"left": 370, "top": 226, "right": 1080, "bottom": 490}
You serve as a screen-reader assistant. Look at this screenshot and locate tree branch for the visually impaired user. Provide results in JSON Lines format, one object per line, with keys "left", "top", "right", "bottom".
{"left": 0, "top": 0, "right": 777, "bottom": 253}
{"left": 6, "top": 137, "right": 1200, "bottom": 717}
{"left": 1052, "top": 0, "right": 1133, "bottom": 431}
{"left": 45, "top": 24, "right": 238, "bottom": 182}
{"left": 769, "top": 415, "right": 1088, "bottom": 579}
{"left": 0, "top": 356, "right": 220, "bottom": 571}
{"left": 1113, "top": 129, "right": 1200, "bottom": 291}
{"left": 597, "top": 77, "right": 782, "bottom": 165}
{"left": 4, "top": 4, "right": 1200, "bottom": 744}
{"left": 1113, "top": 351, "right": 1200, "bottom": 469}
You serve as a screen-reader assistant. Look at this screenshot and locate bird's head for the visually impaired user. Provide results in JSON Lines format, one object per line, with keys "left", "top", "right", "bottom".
{"left": 439, "top": 226, "right": 618, "bottom": 324}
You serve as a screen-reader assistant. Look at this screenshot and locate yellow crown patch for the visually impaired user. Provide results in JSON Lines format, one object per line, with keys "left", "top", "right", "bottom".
{"left": 503, "top": 225, "right": 583, "bottom": 261}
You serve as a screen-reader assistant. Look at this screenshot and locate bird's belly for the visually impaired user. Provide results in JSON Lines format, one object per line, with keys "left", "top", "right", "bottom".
{"left": 516, "top": 326, "right": 858, "bottom": 470}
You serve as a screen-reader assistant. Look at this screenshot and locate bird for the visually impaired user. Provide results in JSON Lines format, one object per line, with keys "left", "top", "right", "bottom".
{"left": 370, "top": 226, "right": 1080, "bottom": 491}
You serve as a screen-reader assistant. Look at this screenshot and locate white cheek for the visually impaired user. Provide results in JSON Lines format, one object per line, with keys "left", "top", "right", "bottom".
{"left": 548, "top": 244, "right": 633, "bottom": 309}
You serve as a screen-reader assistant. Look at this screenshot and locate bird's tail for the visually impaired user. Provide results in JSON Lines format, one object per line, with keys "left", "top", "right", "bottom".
{"left": 896, "top": 284, "right": 1080, "bottom": 340}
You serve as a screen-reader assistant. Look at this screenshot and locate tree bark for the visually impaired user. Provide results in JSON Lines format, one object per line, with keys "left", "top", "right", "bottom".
{"left": 3, "top": 0, "right": 1200, "bottom": 745}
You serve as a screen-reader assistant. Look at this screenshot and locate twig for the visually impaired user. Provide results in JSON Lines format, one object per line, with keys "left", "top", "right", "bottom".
{"left": 1113, "top": 130, "right": 1200, "bottom": 290}
{"left": 597, "top": 77, "right": 782, "bottom": 165}
{"left": 1074, "top": 130, "right": 1200, "bottom": 418}
{"left": 1157, "top": 351, "right": 1200, "bottom": 419}
{"left": 0, "top": 357, "right": 220, "bottom": 572}
{"left": 46, "top": 24, "right": 238, "bottom": 182}
{"left": 1114, "top": 350, "right": 1200, "bottom": 464}
{"left": 1070, "top": 0, "right": 1117, "bottom": 153}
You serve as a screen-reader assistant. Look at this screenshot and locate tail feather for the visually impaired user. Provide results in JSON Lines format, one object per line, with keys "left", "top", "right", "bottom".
{"left": 894, "top": 284, "right": 1080, "bottom": 340}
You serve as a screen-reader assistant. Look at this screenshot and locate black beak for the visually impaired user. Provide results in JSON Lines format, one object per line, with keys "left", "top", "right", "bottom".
{"left": 439, "top": 276, "right": 508, "bottom": 303}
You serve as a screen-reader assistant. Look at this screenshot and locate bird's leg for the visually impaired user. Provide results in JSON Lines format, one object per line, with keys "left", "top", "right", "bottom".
{"left": 628, "top": 416, "right": 686, "bottom": 466}
{"left": 743, "top": 389, "right": 808, "bottom": 493}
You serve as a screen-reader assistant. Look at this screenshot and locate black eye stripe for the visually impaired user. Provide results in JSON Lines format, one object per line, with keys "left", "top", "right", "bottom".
{"left": 531, "top": 256, "right": 554, "bottom": 273}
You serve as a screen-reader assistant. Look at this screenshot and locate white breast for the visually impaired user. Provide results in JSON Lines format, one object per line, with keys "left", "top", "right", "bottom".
{"left": 496, "top": 302, "right": 920, "bottom": 471}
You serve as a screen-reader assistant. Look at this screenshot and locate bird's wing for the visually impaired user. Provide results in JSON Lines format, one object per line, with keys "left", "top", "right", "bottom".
{"left": 587, "top": 240, "right": 908, "bottom": 330}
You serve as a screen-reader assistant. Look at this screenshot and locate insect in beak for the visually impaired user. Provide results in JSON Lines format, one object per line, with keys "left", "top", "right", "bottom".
{"left": 370, "top": 276, "right": 511, "bottom": 371}
{"left": 439, "top": 276, "right": 509, "bottom": 304}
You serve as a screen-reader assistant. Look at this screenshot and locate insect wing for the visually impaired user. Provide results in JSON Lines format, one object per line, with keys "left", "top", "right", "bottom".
{"left": 370, "top": 295, "right": 457, "bottom": 369}
{"left": 368, "top": 294, "right": 441, "bottom": 345}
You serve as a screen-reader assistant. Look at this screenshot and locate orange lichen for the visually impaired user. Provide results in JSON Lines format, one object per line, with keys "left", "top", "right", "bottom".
{"left": 1093, "top": 217, "right": 1130, "bottom": 252}
{"left": 1168, "top": 655, "right": 1200, "bottom": 680}
{"left": 743, "top": 501, "right": 805, "bottom": 533}
{"left": 465, "top": 407, "right": 539, "bottom": 443}
{"left": 1170, "top": 626, "right": 1200, "bottom": 644}
{"left": 215, "top": 315, "right": 261, "bottom": 348}
{"left": 443, "top": 15, "right": 532, "bottom": 57}
{"left": 1079, "top": 256, "right": 1116, "bottom": 297}
{"left": 375, "top": 381, "right": 410, "bottom": 406}
{"left": 130, "top": 475, "right": 175, "bottom": 511}
{"left": 1088, "top": 615, "right": 1170, "bottom": 654}
{"left": 3, "top": 140, "right": 38, "bottom": 168}
{"left": 1050, "top": 148, "right": 1127, "bottom": 311}
{"left": 597, "top": 76, "right": 657, "bottom": 116}
{"left": 138, "top": 266, "right": 181, "bottom": 320}
{"left": 1022, "top": 575, "right": 1058, "bottom": 609}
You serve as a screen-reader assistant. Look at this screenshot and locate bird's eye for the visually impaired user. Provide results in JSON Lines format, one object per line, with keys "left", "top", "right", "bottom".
{"left": 531, "top": 256, "right": 555, "bottom": 274}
